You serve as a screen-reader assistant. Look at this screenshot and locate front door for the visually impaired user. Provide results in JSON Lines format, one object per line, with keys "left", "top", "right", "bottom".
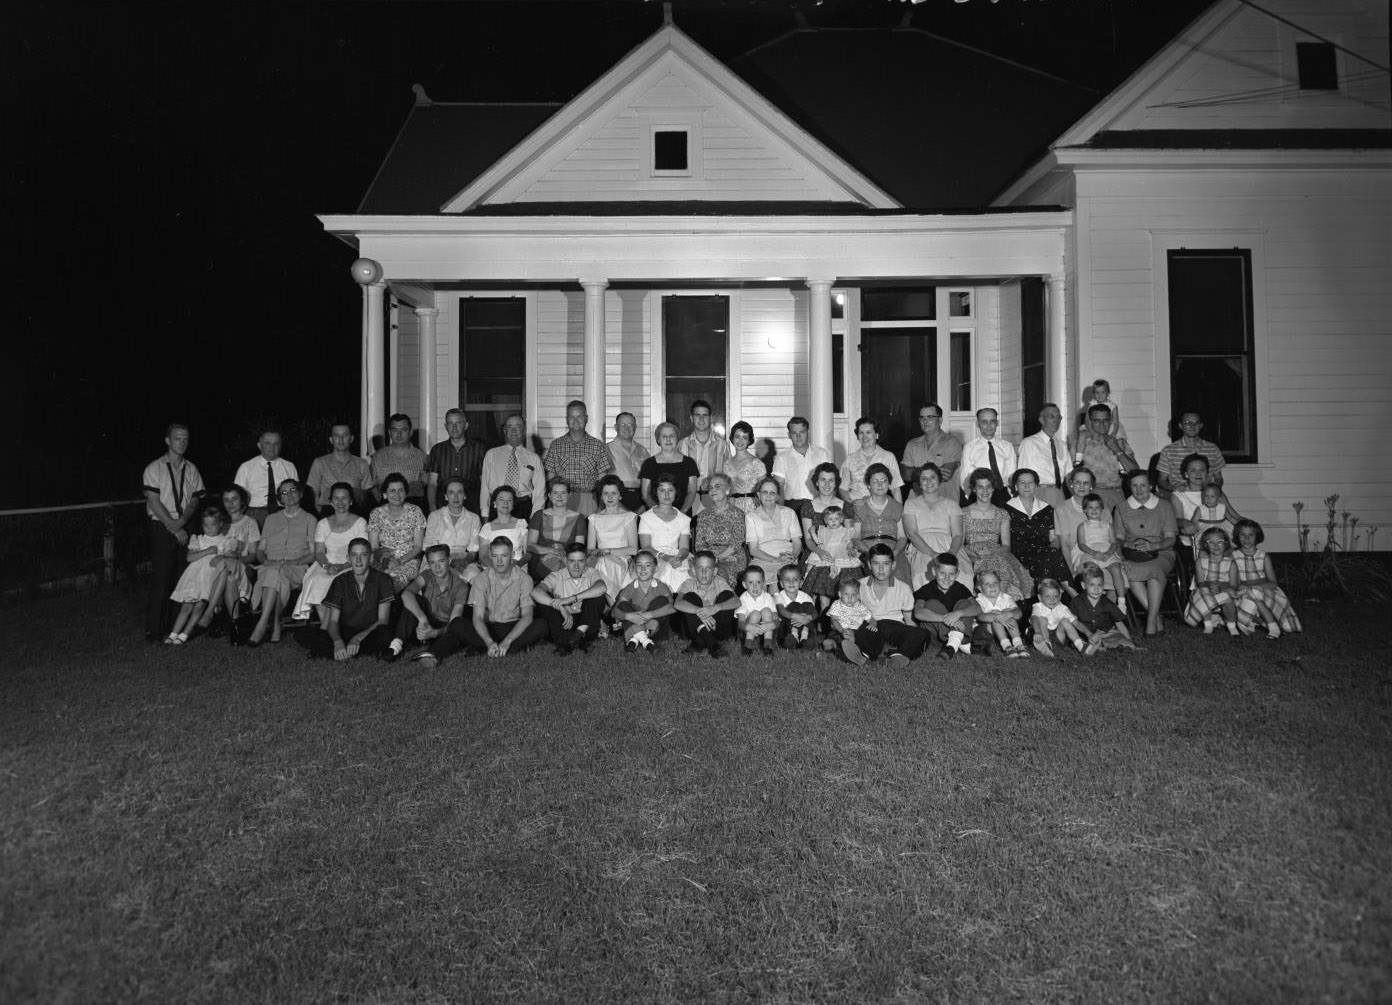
{"left": 860, "top": 328, "right": 937, "bottom": 460}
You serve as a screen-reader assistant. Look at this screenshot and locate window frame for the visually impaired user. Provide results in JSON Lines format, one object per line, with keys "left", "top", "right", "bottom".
{"left": 449, "top": 292, "right": 537, "bottom": 448}
{"left": 650, "top": 291, "right": 740, "bottom": 439}
{"left": 647, "top": 118, "right": 701, "bottom": 180}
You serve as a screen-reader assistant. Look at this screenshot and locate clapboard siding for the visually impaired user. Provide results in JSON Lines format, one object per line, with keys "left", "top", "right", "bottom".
{"left": 534, "top": 290, "right": 584, "bottom": 446}
{"left": 1076, "top": 170, "right": 1392, "bottom": 546}
{"left": 996, "top": 281, "right": 1023, "bottom": 438}
{"left": 738, "top": 287, "right": 807, "bottom": 445}
{"left": 394, "top": 306, "right": 420, "bottom": 432}
{"left": 606, "top": 289, "right": 654, "bottom": 448}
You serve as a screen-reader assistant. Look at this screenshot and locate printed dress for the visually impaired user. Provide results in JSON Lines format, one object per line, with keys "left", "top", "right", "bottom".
{"left": 724, "top": 452, "right": 766, "bottom": 513}
{"left": 1006, "top": 499, "right": 1072, "bottom": 589}
{"left": 1233, "top": 548, "right": 1302, "bottom": 634}
{"left": 368, "top": 503, "right": 427, "bottom": 589}
{"left": 1183, "top": 551, "right": 1236, "bottom": 627}
{"left": 962, "top": 507, "right": 1034, "bottom": 601}
{"left": 170, "top": 533, "right": 233, "bottom": 602}
{"left": 692, "top": 503, "right": 747, "bottom": 586}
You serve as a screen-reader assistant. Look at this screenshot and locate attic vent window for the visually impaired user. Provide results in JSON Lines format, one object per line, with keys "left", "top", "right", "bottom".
{"left": 1296, "top": 42, "right": 1338, "bottom": 90}
{"left": 654, "top": 130, "right": 689, "bottom": 173}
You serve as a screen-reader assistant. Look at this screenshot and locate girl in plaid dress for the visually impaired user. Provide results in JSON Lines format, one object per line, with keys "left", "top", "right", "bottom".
{"left": 1183, "top": 527, "right": 1240, "bottom": 635}
{"left": 1232, "top": 519, "right": 1302, "bottom": 638}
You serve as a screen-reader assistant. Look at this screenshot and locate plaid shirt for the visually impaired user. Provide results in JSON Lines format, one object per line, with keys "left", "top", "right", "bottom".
{"left": 543, "top": 433, "right": 614, "bottom": 496}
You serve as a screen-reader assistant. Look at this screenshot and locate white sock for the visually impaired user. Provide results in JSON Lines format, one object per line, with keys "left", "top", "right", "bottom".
{"left": 389, "top": 639, "right": 404, "bottom": 654}
{"left": 946, "top": 629, "right": 964, "bottom": 649}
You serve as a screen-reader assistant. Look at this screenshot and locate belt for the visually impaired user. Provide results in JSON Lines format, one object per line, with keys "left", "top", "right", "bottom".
{"left": 863, "top": 534, "right": 897, "bottom": 542}
{"left": 730, "top": 492, "right": 755, "bottom": 498}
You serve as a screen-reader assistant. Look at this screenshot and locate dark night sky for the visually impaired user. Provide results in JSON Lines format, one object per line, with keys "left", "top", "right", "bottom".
{"left": 5, "top": 0, "right": 1212, "bottom": 509}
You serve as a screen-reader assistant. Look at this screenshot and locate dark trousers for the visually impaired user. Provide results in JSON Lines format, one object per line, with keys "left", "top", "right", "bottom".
{"left": 146, "top": 522, "right": 185, "bottom": 637}
{"left": 678, "top": 590, "right": 736, "bottom": 646}
{"left": 428, "top": 615, "right": 548, "bottom": 658}
{"left": 917, "top": 599, "right": 976, "bottom": 644}
{"left": 538, "top": 596, "right": 607, "bottom": 646}
{"left": 394, "top": 607, "right": 448, "bottom": 642}
{"left": 852, "top": 620, "right": 929, "bottom": 660}
{"left": 297, "top": 624, "right": 393, "bottom": 658}
{"left": 614, "top": 594, "right": 672, "bottom": 640}
{"left": 778, "top": 601, "right": 819, "bottom": 644}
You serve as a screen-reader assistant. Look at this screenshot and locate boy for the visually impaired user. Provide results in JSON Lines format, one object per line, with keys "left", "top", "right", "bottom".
{"left": 297, "top": 538, "right": 395, "bottom": 661}
{"left": 1029, "top": 577, "right": 1086, "bottom": 657}
{"left": 735, "top": 565, "right": 779, "bottom": 657}
{"left": 423, "top": 535, "right": 546, "bottom": 665}
{"left": 912, "top": 552, "right": 979, "bottom": 658}
{"left": 532, "top": 542, "right": 609, "bottom": 655}
{"left": 1068, "top": 566, "right": 1136, "bottom": 653}
{"left": 974, "top": 569, "right": 1028, "bottom": 657}
{"left": 673, "top": 550, "right": 740, "bottom": 657}
{"left": 391, "top": 543, "right": 469, "bottom": 662}
{"left": 613, "top": 550, "right": 676, "bottom": 652}
{"left": 772, "top": 564, "right": 818, "bottom": 650}
{"left": 855, "top": 542, "right": 929, "bottom": 666}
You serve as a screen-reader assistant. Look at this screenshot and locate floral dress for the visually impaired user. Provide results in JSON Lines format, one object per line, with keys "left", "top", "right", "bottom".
{"left": 962, "top": 506, "right": 1034, "bottom": 601}
{"left": 1233, "top": 548, "right": 1302, "bottom": 634}
{"left": 693, "top": 503, "right": 748, "bottom": 585}
{"left": 368, "top": 503, "right": 426, "bottom": 589}
{"left": 1006, "top": 499, "right": 1073, "bottom": 589}
{"left": 724, "top": 453, "right": 766, "bottom": 513}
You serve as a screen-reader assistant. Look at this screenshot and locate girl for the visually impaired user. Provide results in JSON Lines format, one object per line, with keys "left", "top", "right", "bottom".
{"left": 974, "top": 569, "right": 1029, "bottom": 658}
{"left": 724, "top": 421, "right": 766, "bottom": 514}
{"left": 1191, "top": 483, "right": 1236, "bottom": 556}
{"left": 803, "top": 505, "right": 860, "bottom": 598}
{"left": 166, "top": 506, "right": 233, "bottom": 644}
{"left": 1232, "top": 519, "right": 1302, "bottom": 638}
{"left": 1029, "top": 578, "right": 1086, "bottom": 657}
{"left": 735, "top": 565, "right": 778, "bottom": 656}
{"left": 295, "top": 482, "right": 368, "bottom": 623}
{"left": 477, "top": 486, "right": 528, "bottom": 569}
{"left": 961, "top": 469, "right": 1034, "bottom": 601}
{"left": 773, "top": 564, "right": 818, "bottom": 649}
{"left": 1183, "top": 527, "right": 1240, "bottom": 635}
{"left": 827, "top": 578, "right": 876, "bottom": 667}
{"left": 1075, "top": 492, "right": 1128, "bottom": 608}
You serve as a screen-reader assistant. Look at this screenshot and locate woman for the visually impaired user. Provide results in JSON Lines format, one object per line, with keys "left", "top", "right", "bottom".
{"left": 368, "top": 472, "right": 426, "bottom": 591}
{"left": 901, "top": 463, "right": 965, "bottom": 589}
{"left": 1054, "top": 466, "right": 1100, "bottom": 577}
{"left": 799, "top": 463, "right": 849, "bottom": 538}
{"left": 294, "top": 481, "right": 369, "bottom": 622}
{"left": 1113, "top": 469, "right": 1178, "bottom": 636}
{"left": 724, "top": 422, "right": 765, "bottom": 514}
{"left": 248, "top": 479, "right": 315, "bottom": 645}
{"left": 527, "top": 478, "right": 588, "bottom": 582}
{"left": 961, "top": 467, "right": 1034, "bottom": 601}
{"left": 588, "top": 474, "right": 639, "bottom": 602}
{"left": 744, "top": 476, "right": 803, "bottom": 582}
{"left": 639, "top": 422, "right": 700, "bottom": 515}
{"left": 840, "top": 417, "right": 902, "bottom": 503}
{"left": 1006, "top": 468, "right": 1075, "bottom": 593}
{"left": 423, "top": 476, "right": 482, "bottom": 575}
{"left": 478, "top": 485, "right": 527, "bottom": 567}
{"left": 692, "top": 472, "right": 747, "bottom": 585}
{"left": 852, "top": 463, "right": 907, "bottom": 577}
{"left": 1171, "top": 453, "right": 1244, "bottom": 555}
{"left": 638, "top": 473, "right": 692, "bottom": 592}
{"left": 221, "top": 485, "right": 261, "bottom": 640}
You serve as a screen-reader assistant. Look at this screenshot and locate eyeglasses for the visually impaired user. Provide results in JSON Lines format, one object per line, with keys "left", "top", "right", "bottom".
{"left": 278, "top": 487, "right": 300, "bottom": 496}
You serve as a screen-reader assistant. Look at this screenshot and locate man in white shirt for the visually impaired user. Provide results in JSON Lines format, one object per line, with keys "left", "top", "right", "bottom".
{"left": 771, "top": 415, "right": 831, "bottom": 503}
{"left": 959, "top": 407, "right": 1016, "bottom": 507}
{"left": 142, "top": 422, "right": 205, "bottom": 641}
{"left": 479, "top": 414, "right": 545, "bottom": 520}
{"left": 234, "top": 429, "right": 299, "bottom": 528}
{"left": 606, "top": 410, "right": 650, "bottom": 512}
{"left": 1016, "top": 403, "right": 1071, "bottom": 508}
{"left": 678, "top": 399, "right": 727, "bottom": 514}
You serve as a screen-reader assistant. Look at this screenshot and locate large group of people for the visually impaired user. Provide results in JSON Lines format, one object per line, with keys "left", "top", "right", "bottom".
{"left": 142, "top": 391, "right": 1300, "bottom": 664}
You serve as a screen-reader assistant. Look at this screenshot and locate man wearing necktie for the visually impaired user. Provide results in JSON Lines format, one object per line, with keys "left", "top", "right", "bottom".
{"left": 480, "top": 414, "right": 545, "bottom": 520}
{"left": 1017, "top": 403, "right": 1071, "bottom": 508}
{"left": 234, "top": 430, "right": 299, "bottom": 529}
{"left": 959, "top": 407, "right": 1017, "bottom": 508}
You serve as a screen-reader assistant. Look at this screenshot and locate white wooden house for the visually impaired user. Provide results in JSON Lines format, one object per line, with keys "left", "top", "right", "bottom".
{"left": 320, "top": 0, "right": 1391, "bottom": 549}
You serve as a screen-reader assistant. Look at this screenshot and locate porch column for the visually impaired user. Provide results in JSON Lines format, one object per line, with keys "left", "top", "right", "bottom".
{"left": 1046, "top": 273, "right": 1069, "bottom": 415}
{"left": 807, "top": 278, "right": 835, "bottom": 453}
{"left": 582, "top": 280, "right": 608, "bottom": 437}
{"left": 351, "top": 258, "right": 386, "bottom": 455}
{"left": 415, "top": 307, "right": 439, "bottom": 448}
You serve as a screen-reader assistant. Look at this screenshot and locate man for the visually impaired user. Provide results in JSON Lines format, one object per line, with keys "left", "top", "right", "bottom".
{"left": 532, "top": 542, "right": 610, "bottom": 654}
{"left": 678, "top": 400, "right": 726, "bottom": 514}
{"left": 426, "top": 407, "right": 486, "bottom": 513}
{"left": 388, "top": 543, "right": 470, "bottom": 662}
{"left": 959, "top": 408, "right": 1017, "bottom": 507}
{"left": 900, "top": 403, "right": 962, "bottom": 495}
{"left": 305, "top": 422, "right": 374, "bottom": 514}
{"left": 370, "top": 413, "right": 429, "bottom": 509}
{"left": 234, "top": 429, "right": 299, "bottom": 528}
{"left": 606, "top": 411, "right": 650, "bottom": 512}
{"left": 1074, "top": 403, "right": 1138, "bottom": 512}
{"left": 840, "top": 417, "right": 903, "bottom": 502}
{"left": 771, "top": 415, "right": 831, "bottom": 503}
{"left": 424, "top": 536, "right": 548, "bottom": 664}
{"left": 1157, "top": 411, "right": 1226, "bottom": 493}
{"left": 141, "top": 423, "right": 205, "bottom": 642}
{"left": 543, "top": 399, "right": 614, "bottom": 515}
{"left": 296, "top": 537, "right": 395, "bottom": 660}
{"left": 480, "top": 414, "right": 545, "bottom": 520}
{"left": 1016, "top": 403, "right": 1071, "bottom": 508}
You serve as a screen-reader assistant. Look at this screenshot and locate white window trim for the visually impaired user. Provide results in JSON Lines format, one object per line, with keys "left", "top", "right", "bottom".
{"left": 649, "top": 289, "right": 741, "bottom": 435}
{"left": 946, "top": 287, "right": 975, "bottom": 320}
{"left": 647, "top": 119, "right": 702, "bottom": 179}
{"left": 1149, "top": 230, "right": 1269, "bottom": 466}
{"left": 448, "top": 291, "right": 538, "bottom": 435}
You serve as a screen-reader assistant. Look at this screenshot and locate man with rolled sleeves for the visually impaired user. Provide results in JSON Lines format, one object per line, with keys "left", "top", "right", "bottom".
{"left": 1017, "top": 403, "right": 1072, "bottom": 508}
{"left": 900, "top": 403, "right": 961, "bottom": 497}
{"left": 141, "top": 423, "right": 205, "bottom": 641}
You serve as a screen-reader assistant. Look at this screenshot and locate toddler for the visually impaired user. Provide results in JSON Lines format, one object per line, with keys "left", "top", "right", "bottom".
{"left": 1074, "top": 379, "right": 1130, "bottom": 464}
{"left": 1029, "top": 578, "right": 1086, "bottom": 657}
{"left": 1183, "top": 527, "right": 1240, "bottom": 636}
{"left": 1068, "top": 567, "right": 1136, "bottom": 652}
{"left": 803, "top": 505, "right": 861, "bottom": 599}
{"left": 1190, "top": 483, "right": 1234, "bottom": 557}
{"left": 827, "top": 578, "right": 876, "bottom": 666}
{"left": 773, "top": 564, "right": 819, "bottom": 650}
{"left": 736, "top": 565, "right": 779, "bottom": 656}
{"left": 1075, "top": 492, "right": 1128, "bottom": 607}
{"left": 974, "top": 570, "right": 1028, "bottom": 657}
{"left": 166, "top": 506, "right": 235, "bottom": 644}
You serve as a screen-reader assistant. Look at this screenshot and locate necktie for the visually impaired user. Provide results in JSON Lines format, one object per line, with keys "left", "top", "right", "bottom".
{"left": 267, "top": 461, "right": 279, "bottom": 513}
{"left": 1049, "top": 438, "right": 1063, "bottom": 488}
{"left": 506, "top": 447, "right": 520, "bottom": 492}
{"left": 987, "top": 441, "right": 1001, "bottom": 487}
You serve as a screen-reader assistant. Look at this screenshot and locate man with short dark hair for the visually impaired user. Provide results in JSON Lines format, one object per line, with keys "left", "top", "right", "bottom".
{"left": 305, "top": 422, "right": 373, "bottom": 514}
{"left": 424, "top": 536, "right": 548, "bottom": 663}
{"left": 297, "top": 538, "right": 395, "bottom": 660}
{"left": 234, "top": 429, "right": 299, "bottom": 528}
{"left": 426, "top": 407, "right": 486, "bottom": 513}
{"left": 678, "top": 399, "right": 727, "bottom": 514}
{"left": 1075, "top": 404, "right": 1137, "bottom": 512}
{"left": 959, "top": 408, "right": 1016, "bottom": 507}
{"left": 1157, "top": 411, "right": 1226, "bottom": 493}
{"left": 142, "top": 423, "right": 205, "bottom": 642}
{"left": 900, "top": 403, "right": 962, "bottom": 493}
{"left": 771, "top": 416, "right": 830, "bottom": 503}
{"left": 371, "top": 413, "right": 429, "bottom": 509}
{"left": 543, "top": 400, "right": 613, "bottom": 515}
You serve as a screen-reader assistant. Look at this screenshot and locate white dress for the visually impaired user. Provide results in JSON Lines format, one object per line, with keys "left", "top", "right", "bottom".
{"left": 590, "top": 509, "right": 638, "bottom": 601}
{"left": 170, "top": 533, "right": 233, "bottom": 602}
{"left": 478, "top": 520, "right": 528, "bottom": 564}
{"left": 294, "top": 515, "right": 368, "bottom": 618}
{"left": 638, "top": 509, "right": 692, "bottom": 592}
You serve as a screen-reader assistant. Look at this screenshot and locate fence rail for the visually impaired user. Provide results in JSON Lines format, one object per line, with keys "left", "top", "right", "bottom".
{"left": 0, "top": 499, "right": 150, "bottom": 602}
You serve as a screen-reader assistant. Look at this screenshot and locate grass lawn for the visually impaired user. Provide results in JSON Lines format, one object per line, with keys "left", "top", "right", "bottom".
{"left": 3, "top": 586, "right": 1391, "bottom": 1003}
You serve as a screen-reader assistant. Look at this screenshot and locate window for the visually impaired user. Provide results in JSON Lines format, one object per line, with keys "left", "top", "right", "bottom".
{"left": 1297, "top": 42, "right": 1338, "bottom": 90}
{"left": 1018, "top": 278, "right": 1046, "bottom": 435}
{"left": 458, "top": 297, "right": 525, "bottom": 447}
{"left": 654, "top": 129, "right": 689, "bottom": 173}
{"left": 1167, "top": 250, "right": 1257, "bottom": 462}
{"left": 948, "top": 290, "right": 973, "bottom": 318}
{"left": 663, "top": 296, "right": 728, "bottom": 427}
{"left": 862, "top": 286, "right": 936, "bottom": 322}
{"left": 949, "top": 332, "right": 972, "bottom": 413}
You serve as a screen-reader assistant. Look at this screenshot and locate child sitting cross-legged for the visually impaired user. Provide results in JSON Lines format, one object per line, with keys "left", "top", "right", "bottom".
{"left": 1068, "top": 563, "right": 1136, "bottom": 652}
{"left": 612, "top": 550, "right": 676, "bottom": 653}
{"left": 772, "top": 564, "right": 819, "bottom": 650}
{"left": 736, "top": 565, "right": 779, "bottom": 657}
{"left": 532, "top": 541, "right": 610, "bottom": 656}
{"left": 912, "top": 552, "right": 978, "bottom": 659}
{"left": 975, "top": 569, "right": 1029, "bottom": 658}
{"left": 1029, "top": 578, "right": 1087, "bottom": 658}
{"left": 392, "top": 544, "right": 470, "bottom": 663}
{"left": 1183, "top": 527, "right": 1240, "bottom": 636}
